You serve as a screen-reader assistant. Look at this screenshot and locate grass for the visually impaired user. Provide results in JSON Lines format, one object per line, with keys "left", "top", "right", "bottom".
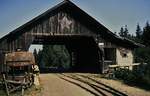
{"left": 0, "top": 85, "right": 42, "bottom": 96}
{"left": 0, "top": 90, "right": 6, "bottom": 96}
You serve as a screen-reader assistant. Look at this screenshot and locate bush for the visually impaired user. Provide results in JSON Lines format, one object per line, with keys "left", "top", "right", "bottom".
{"left": 114, "top": 68, "right": 136, "bottom": 84}
{"left": 114, "top": 66, "right": 150, "bottom": 90}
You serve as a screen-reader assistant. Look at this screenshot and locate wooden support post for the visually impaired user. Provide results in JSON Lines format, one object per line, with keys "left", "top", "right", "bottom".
{"left": 21, "top": 78, "right": 25, "bottom": 96}
{"left": 101, "top": 48, "right": 105, "bottom": 74}
{"left": 2, "top": 74, "right": 9, "bottom": 96}
{"left": 98, "top": 46, "right": 105, "bottom": 74}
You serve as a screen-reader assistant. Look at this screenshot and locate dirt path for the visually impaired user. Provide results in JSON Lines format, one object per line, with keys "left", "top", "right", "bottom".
{"left": 40, "top": 73, "right": 94, "bottom": 96}
{"left": 39, "top": 73, "right": 150, "bottom": 96}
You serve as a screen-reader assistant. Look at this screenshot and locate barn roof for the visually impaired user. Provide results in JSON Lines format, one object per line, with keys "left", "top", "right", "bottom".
{"left": 0, "top": 0, "right": 143, "bottom": 48}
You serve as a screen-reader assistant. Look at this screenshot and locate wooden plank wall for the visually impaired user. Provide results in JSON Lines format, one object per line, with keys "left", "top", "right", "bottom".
{"left": 0, "top": 10, "right": 117, "bottom": 73}
{"left": 0, "top": 11, "right": 101, "bottom": 52}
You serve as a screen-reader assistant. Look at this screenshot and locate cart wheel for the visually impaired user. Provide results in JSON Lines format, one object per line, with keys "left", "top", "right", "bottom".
{"left": 7, "top": 83, "right": 15, "bottom": 90}
{"left": 29, "top": 78, "right": 33, "bottom": 87}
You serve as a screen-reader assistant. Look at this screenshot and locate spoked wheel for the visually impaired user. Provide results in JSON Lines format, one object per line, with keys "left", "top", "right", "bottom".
{"left": 7, "top": 83, "right": 15, "bottom": 90}
{"left": 24, "top": 74, "right": 34, "bottom": 88}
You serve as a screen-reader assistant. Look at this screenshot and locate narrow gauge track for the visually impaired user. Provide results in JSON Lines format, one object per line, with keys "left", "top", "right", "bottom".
{"left": 77, "top": 74, "right": 127, "bottom": 96}
{"left": 58, "top": 73, "right": 127, "bottom": 96}
{"left": 58, "top": 75, "right": 102, "bottom": 96}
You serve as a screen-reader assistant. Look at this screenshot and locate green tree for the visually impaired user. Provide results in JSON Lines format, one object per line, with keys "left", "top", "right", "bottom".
{"left": 119, "top": 25, "right": 130, "bottom": 38}
{"left": 33, "top": 49, "right": 38, "bottom": 64}
{"left": 37, "top": 49, "right": 43, "bottom": 68}
{"left": 136, "top": 23, "right": 142, "bottom": 40}
{"left": 142, "top": 21, "right": 150, "bottom": 46}
{"left": 38, "top": 45, "right": 70, "bottom": 69}
{"left": 119, "top": 27, "right": 124, "bottom": 37}
{"left": 124, "top": 25, "right": 129, "bottom": 37}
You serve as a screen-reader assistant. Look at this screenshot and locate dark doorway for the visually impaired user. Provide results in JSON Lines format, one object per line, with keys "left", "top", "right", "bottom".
{"left": 32, "top": 35, "right": 101, "bottom": 73}
{"left": 104, "top": 48, "right": 116, "bottom": 64}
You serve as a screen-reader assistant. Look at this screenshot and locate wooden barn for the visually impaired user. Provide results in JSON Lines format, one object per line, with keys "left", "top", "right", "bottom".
{"left": 0, "top": 0, "right": 142, "bottom": 73}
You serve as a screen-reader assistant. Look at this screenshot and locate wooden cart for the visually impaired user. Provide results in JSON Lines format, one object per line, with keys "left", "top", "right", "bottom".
{"left": 2, "top": 51, "right": 35, "bottom": 96}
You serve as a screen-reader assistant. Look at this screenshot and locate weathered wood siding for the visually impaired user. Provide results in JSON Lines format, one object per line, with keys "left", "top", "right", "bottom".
{"left": 0, "top": 11, "right": 105, "bottom": 52}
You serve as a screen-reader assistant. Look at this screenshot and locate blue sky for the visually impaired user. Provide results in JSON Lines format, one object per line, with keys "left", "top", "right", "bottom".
{"left": 0, "top": 0, "right": 150, "bottom": 38}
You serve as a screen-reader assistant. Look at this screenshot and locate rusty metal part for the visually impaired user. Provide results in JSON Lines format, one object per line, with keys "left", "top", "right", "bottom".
{"left": 5, "top": 51, "right": 35, "bottom": 66}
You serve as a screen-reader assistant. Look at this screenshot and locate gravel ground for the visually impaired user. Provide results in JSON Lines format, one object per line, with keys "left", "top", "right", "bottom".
{"left": 74, "top": 73, "right": 150, "bottom": 96}
{"left": 38, "top": 73, "right": 150, "bottom": 96}
{"left": 92, "top": 75, "right": 150, "bottom": 96}
{"left": 40, "top": 73, "right": 94, "bottom": 96}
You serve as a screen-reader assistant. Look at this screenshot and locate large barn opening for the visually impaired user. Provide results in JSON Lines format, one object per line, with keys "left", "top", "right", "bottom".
{"left": 29, "top": 35, "right": 101, "bottom": 73}
{"left": 30, "top": 44, "right": 71, "bottom": 72}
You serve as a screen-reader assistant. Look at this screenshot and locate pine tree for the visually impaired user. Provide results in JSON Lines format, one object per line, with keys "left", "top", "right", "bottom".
{"left": 136, "top": 23, "right": 142, "bottom": 39}
{"left": 37, "top": 49, "right": 43, "bottom": 68}
{"left": 119, "top": 27, "right": 124, "bottom": 37}
{"left": 142, "top": 21, "right": 150, "bottom": 46}
{"left": 119, "top": 25, "right": 130, "bottom": 38}
{"left": 33, "top": 49, "right": 38, "bottom": 64}
{"left": 38, "top": 45, "right": 70, "bottom": 69}
{"left": 124, "top": 25, "right": 129, "bottom": 37}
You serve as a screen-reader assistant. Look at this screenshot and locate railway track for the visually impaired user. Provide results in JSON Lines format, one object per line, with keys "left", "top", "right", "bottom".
{"left": 77, "top": 74, "right": 127, "bottom": 96}
{"left": 58, "top": 73, "right": 127, "bottom": 96}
